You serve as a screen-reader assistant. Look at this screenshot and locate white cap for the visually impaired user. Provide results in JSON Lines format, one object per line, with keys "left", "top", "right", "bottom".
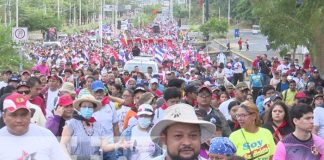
{"left": 263, "top": 97, "right": 271, "bottom": 106}
{"left": 149, "top": 78, "right": 159, "bottom": 84}
{"left": 137, "top": 104, "right": 154, "bottom": 116}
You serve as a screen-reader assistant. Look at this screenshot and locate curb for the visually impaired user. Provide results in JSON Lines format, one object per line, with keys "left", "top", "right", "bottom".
{"left": 213, "top": 40, "right": 253, "bottom": 62}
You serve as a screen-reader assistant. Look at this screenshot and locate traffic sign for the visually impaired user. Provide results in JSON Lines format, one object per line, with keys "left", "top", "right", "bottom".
{"left": 12, "top": 27, "right": 28, "bottom": 42}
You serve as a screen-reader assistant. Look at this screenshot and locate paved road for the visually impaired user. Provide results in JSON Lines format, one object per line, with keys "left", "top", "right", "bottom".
{"left": 211, "top": 29, "right": 279, "bottom": 62}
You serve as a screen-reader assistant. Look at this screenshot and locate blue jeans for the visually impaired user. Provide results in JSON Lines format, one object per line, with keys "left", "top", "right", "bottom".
{"left": 103, "top": 151, "right": 116, "bottom": 160}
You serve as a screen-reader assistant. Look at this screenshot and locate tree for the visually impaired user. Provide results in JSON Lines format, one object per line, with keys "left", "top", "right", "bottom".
{"left": 199, "top": 18, "right": 228, "bottom": 37}
{"left": 251, "top": 0, "right": 324, "bottom": 70}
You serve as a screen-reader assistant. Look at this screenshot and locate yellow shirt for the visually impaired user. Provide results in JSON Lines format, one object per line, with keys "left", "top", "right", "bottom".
{"left": 282, "top": 89, "right": 297, "bottom": 106}
{"left": 229, "top": 128, "right": 275, "bottom": 160}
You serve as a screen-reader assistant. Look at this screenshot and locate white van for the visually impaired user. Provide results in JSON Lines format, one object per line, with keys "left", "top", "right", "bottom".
{"left": 123, "top": 56, "right": 159, "bottom": 74}
{"left": 252, "top": 25, "right": 261, "bottom": 34}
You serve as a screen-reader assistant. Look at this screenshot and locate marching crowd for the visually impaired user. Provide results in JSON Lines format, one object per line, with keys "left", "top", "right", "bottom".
{"left": 0, "top": 16, "right": 324, "bottom": 160}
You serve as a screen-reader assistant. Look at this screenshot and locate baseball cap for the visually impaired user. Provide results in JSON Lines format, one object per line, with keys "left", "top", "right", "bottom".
{"left": 58, "top": 94, "right": 73, "bottom": 107}
{"left": 198, "top": 86, "right": 212, "bottom": 93}
{"left": 17, "top": 81, "right": 29, "bottom": 89}
{"left": 270, "top": 93, "right": 282, "bottom": 102}
{"left": 185, "top": 85, "right": 198, "bottom": 94}
{"left": 314, "top": 94, "right": 324, "bottom": 100}
{"left": 47, "top": 74, "right": 60, "bottom": 81}
{"left": 235, "top": 82, "right": 249, "bottom": 91}
{"left": 137, "top": 104, "right": 154, "bottom": 116}
{"left": 263, "top": 97, "right": 271, "bottom": 106}
{"left": 8, "top": 75, "right": 20, "bottom": 83}
{"left": 3, "top": 93, "right": 30, "bottom": 113}
{"left": 295, "top": 92, "right": 307, "bottom": 99}
{"left": 134, "top": 85, "right": 147, "bottom": 94}
{"left": 91, "top": 80, "right": 105, "bottom": 92}
{"left": 149, "top": 78, "right": 159, "bottom": 84}
{"left": 21, "top": 70, "right": 30, "bottom": 75}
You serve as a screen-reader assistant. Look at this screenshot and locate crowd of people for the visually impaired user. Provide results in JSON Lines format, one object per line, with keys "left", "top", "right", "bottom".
{"left": 0, "top": 16, "right": 324, "bottom": 160}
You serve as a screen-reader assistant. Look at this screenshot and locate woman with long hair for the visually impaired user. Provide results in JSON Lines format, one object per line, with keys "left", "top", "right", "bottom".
{"left": 229, "top": 101, "right": 276, "bottom": 160}
{"left": 263, "top": 101, "right": 294, "bottom": 144}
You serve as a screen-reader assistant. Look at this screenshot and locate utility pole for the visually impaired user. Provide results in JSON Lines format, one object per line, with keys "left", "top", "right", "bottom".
{"left": 16, "top": 0, "right": 18, "bottom": 27}
{"left": 115, "top": 0, "right": 118, "bottom": 35}
{"left": 9, "top": 0, "right": 11, "bottom": 25}
{"left": 69, "top": 2, "right": 72, "bottom": 25}
{"left": 170, "top": 0, "right": 173, "bottom": 22}
{"left": 44, "top": 4, "right": 47, "bottom": 15}
{"left": 228, "top": 0, "right": 230, "bottom": 25}
{"left": 202, "top": 1, "right": 204, "bottom": 24}
{"left": 57, "top": 0, "right": 60, "bottom": 20}
{"left": 4, "top": 1, "right": 7, "bottom": 27}
{"left": 188, "top": 0, "right": 191, "bottom": 21}
{"left": 205, "top": 0, "right": 209, "bottom": 21}
{"left": 74, "top": 3, "right": 76, "bottom": 26}
{"left": 99, "top": 0, "right": 103, "bottom": 48}
{"left": 79, "top": 0, "right": 81, "bottom": 25}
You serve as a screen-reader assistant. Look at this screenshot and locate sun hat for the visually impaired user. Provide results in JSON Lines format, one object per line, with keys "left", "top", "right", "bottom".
{"left": 58, "top": 94, "right": 74, "bottom": 107}
{"left": 209, "top": 137, "right": 236, "bottom": 156}
{"left": 59, "top": 82, "right": 76, "bottom": 95}
{"left": 150, "top": 103, "right": 215, "bottom": 143}
{"left": 137, "top": 104, "right": 154, "bottom": 116}
{"left": 73, "top": 95, "right": 102, "bottom": 111}
{"left": 3, "top": 93, "right": 30, "bottom": 113}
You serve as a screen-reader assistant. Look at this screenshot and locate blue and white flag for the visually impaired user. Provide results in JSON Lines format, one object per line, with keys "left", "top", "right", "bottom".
{"left": 154, "top": 46, "right": 165, "bottom": 63}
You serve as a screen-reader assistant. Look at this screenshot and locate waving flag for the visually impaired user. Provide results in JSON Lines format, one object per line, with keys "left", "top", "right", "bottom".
{"left": 154, "top": 46, "right": 165, "bottom": 63}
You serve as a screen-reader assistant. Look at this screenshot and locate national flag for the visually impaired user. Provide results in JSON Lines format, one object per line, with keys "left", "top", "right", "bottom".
{"left": 153, "top": 46, "right": 165, "bottom": 63}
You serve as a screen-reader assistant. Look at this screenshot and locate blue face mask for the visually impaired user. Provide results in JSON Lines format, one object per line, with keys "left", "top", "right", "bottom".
{"left": 79, "top": 107, "right": 94, "bottom": 119}
{"left": 138, "top": 117, "right": 151, "bottom": 129}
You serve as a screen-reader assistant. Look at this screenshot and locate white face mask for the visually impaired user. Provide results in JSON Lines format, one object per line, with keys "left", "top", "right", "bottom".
{"left": 138, "top": 117, "right": 151, "bottom": 129}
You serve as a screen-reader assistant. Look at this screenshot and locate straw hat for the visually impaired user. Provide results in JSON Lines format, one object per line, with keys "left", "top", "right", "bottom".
{"left": 150, "top": 103, "right": 215, "bottom": 143}
{"left": 73, "top": 95, "right": 101, "bottom": 111}
{"left": 59, "top": 82, "right": 76, "bottom": 95}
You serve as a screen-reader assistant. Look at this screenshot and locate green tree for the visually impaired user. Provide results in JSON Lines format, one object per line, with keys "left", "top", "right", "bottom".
{"left": 251, "top": 0, "right": 324, "bottom": 70}
{"left": 199, "top": 18, "right": 228, "bottom": 37}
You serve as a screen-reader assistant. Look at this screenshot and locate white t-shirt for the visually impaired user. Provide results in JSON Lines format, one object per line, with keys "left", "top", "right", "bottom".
{"left": 0, "top": 123, "right": 68, "bottom": 160}
{"left": 130, "top": 126, "right": 156, "bottom": 160}
{"left": 276, "top": 63, "right": 290, "bottom": 74}
{"left": 46, "top": 89, "right": 59, "bottom": 118}
{"left": 117, "top": 105, "right": 131, "bottom": 133}
{"left": 93, "top": 102, "right": 118, "bottom": 142}
{"left": 223, "top": 68, "right": 234, "bottom": 78}
{"left": 219, "top": 98, "right": 235, "bottom": 120}
{"left": 233, "top": 61, "right": 243, "bottom": 74}
{"left": 314, "top": 107, "right": 324, "bottom": 139}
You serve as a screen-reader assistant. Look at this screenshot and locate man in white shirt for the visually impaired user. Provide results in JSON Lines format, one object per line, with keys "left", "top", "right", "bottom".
{"left": 0, "top": 93, "right": 69, "bottom": 160}
{"left": 45, "top": 75, "right": 60, "bottom": 118}
{"left": 232, "top": 56, "right": 244, "bottom": 86}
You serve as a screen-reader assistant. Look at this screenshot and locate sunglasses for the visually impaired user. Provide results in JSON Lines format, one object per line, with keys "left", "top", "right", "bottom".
{"left": 17, "top": 90, "right": 31, "bottom": 95}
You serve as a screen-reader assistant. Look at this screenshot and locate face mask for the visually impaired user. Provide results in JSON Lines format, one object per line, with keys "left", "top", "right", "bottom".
{"left": 138, "top": 117, "right": 151, "bottom": 129}
{"left": 79, "top": 107, "right": 94, "bottom": 119}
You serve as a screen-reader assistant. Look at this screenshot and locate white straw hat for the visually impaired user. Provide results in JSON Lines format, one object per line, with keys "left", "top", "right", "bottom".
{"left": 73, "top": 95, "right": 102, "bottom": 111}
{"left": 150, "top": 103, "right": 215, "bottom": 143}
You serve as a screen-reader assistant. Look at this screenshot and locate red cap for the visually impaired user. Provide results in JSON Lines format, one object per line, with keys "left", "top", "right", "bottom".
{"left": 47, "top": 74, "right": 60, "bottom": 81}
{"left": 58, "top": 94, "right": 73, "bottom": 107}
{"left": 295, "top": 92, "right": 307, "bottom": 99}
{"left": 3, "top": 93, "right": 30, "bottom": 112}
{"left": 198, "top": 85, "right": 212, "bottom": 93}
